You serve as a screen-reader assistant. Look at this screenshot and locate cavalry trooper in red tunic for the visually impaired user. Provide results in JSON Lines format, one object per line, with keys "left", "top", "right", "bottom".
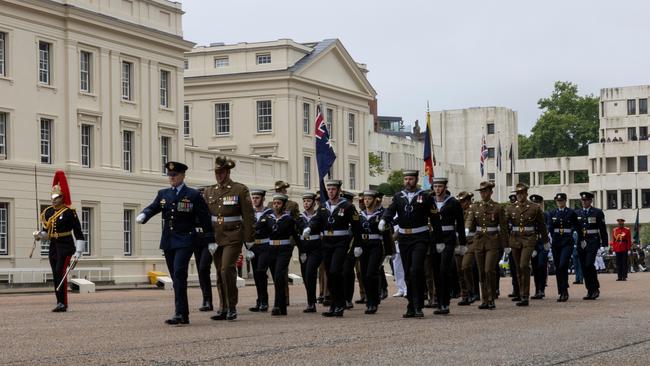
{"left": 33, "top": 171, "right": 85, "bottom": 312}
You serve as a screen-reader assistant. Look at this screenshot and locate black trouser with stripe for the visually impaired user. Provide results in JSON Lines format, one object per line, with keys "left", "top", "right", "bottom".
{"left": 49, "top": 242, "right": 74, "bottom": 306}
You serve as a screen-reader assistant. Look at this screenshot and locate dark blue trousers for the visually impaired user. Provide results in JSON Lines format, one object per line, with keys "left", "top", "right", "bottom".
{"left": 164, "top": 247, "right": 193, "bottom": 316}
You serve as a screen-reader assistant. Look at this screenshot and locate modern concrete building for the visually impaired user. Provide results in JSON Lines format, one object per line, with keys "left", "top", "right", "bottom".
{"left": 0, "top": 0, "right": 194, "bottom": 283}
{"left": 183, "top": 39, "right": 377, "bottom": 198}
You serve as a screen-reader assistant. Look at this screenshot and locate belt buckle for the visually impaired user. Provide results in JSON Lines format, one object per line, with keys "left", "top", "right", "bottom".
{"left": 405, "top": 228, "right": 412, "bottom": 234}
{"left": 559, "top": 229, "right": 564, "bottom": 235}
{"left": 519, "top": 226, "right": 525, "bottom": 233}
{"left": 272, "top": 240, "right": 279, "bottom": 246}
{"left": 481, "top": 227, "right": 487, "bottom": 234}
{"left": 217, "top": 216, "right": 224, "bottom": 225}
{"left": 327, "top": 229, "right": 333, "bottom": 235}
{"left": 362, "top": 234, "right": 369, "bottom": 240}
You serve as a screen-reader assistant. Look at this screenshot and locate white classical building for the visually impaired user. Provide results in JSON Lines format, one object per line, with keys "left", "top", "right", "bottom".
{"left": 0, "top": 0, "right": 194, "bottom": 283}
{"left": 183, "top": 39, "right": 377, "bottom": 197}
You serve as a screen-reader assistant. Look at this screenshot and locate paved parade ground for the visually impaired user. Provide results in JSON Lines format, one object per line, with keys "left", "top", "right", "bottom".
{"left": 1, "top": 273, "right": 649, "bottom": 366}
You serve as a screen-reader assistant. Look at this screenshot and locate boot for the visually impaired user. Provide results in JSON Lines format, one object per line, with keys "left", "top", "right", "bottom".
{"left": 433, "top": 305, "right": 450, "bottom": 315}
{"left": 457, "top": 297, "right": 471, "bottom": 306}
{"left": 226, "top": 307, "right": 237, "bottom": 321}
{"left": 271, "top": 307, "right": 287, "bottom": 316}
{"left": 303, "top": 303, "right": 317, "bottom": 313}
{"left": 478, "top": 302, "right": 490, "bottom": 310}
{"left": 345, "top": 300, "right": 354, "bottom": 309}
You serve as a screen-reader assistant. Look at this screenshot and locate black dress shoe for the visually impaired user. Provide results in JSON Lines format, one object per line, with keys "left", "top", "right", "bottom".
{"left": 433, "top": 306, "right": 450, "bottom": 315}
{"left": 364, "top": 305, "right": 377, "bottom": 314}
{"left": 271, "top": 307, "right": 287, "bottom": 316}
{"left": 259, "top": 303, "right": 269, "bottom": 312}
{"left": 322, "top": 298, "right": 332, "bottom": 306}
{"left": 303, "top": 304, "right": 317, "bottom": 313}
{"left": 317, "top": 296, "right": 324, "bottom": 304}
{"left": 478, "top": 302, "right": 489, "bottom": 309}
{"left": 249, "top": 305, "right": 261, "bottom": 312}
{"left": 402, "top": 307, "right": 415, "bottom": 318}
{"left": 52, "top": 303, "right": 67, "bottom": 312}
{"left": 511, "top": 296, "right": 521, "bottom": 302}
{"left": 516, "top": 298, "right": 529, "bottom": 306}
{"left": 531, "top": 292, "right": 544, "bottom": 300}
{"left": 165, "top": 314, "right": 189, "bottom": 325}
{"left": 345, "top": 301, "right": 354, "bottom": 309}
{"left": 355, "top": 297, "right": 366, "bottom": 304}
{"left": 458, "top": 297, "right": 471, "bottom": 306}
{"left": 322, "top": 307, "right": 336, "bottom": 317}
{"left": 592, "top": 290, "right": 600, "bottom": 299}
{"left": 413, "top": 308, "right": 424, "bottom": 318}
{"left": 332, "top": 307, "right": 345, "bottom": 317}
{"left": 226, "top": 308, "right": 237, "bottom": 320}
{"left": 469, "top": 294, "right": 480, "bottom": 304}
{"left": 199, "top": 301, "right": 213, "bottom": 312}
{"left": 211, "top": 310, "right": 227, "bottom": 320}
{"left": 507, "top": 293, "right": 517, "bottom": 298}
{"left": 583, "top": 292, "right": 595, "bottom": 300}
{"left": 488, "top": 301, "right": 496, "bottom": 310}
{"left": 380, "top": 289, "right": 388, "bottom": 300}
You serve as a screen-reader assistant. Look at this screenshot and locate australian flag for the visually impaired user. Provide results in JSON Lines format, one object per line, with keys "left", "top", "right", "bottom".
{"left": 315, "top": 104, "right": 336, "bottom": 203}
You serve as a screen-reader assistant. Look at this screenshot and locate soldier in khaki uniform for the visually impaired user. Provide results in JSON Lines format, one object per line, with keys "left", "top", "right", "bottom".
{"left": 457, "top": 191, "right": 478, "bottom": 306}
{"left": 465, "top": 181, "right": 507, "bottom": 309}
{"left": 204, "top": 157, "right": 255, "bottom": 321}
{"left": 505, "top": 183, "right": 549, "bottom": 307}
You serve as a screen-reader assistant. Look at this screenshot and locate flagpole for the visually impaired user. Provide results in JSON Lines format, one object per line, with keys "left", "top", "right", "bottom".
{"left": 497, "top": 130, "right": 501, "bottom": 202}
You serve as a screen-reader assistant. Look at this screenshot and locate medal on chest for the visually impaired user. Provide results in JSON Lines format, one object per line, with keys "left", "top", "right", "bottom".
{"left": 338, "top": 208, "right": 345, "bottom": 217}
{"left": 178, "top": 198, "right": 193, "bottom": 212}
{"left": 223, "top": 195, "right": 239, "bottom": 205}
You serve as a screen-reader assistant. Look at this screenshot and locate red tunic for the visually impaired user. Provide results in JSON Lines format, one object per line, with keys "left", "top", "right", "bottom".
{"left": 611, "top": 226, "right": 631, "bottom": 252}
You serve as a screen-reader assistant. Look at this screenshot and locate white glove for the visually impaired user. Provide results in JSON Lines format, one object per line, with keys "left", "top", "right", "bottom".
{"left": 354, "top": 247, "right": 363, "bottom": 258}
{"left": 532, "top": 250, "right": 537, "bottom": 258}
{"left": 299, "top": 253, "right": 307, "bottom": 264}
{"left": 504, "top": 247, "right": 512, "bottom": 255}
{"left": 384, "top": 255, "right": 392, "bottom": 262}
{"left": 244, "top": 242, "right": 254, "bottom": 250}
{"left": 459, "top": 245, "right": 468, "bottom": 256}
{"left": 464, "top": 228, "right": 469, "bottom": 237}
{"left": 136, "top": 213, "right": 146, "bottom": 224}
{"left": 454, "top": 246, "right": 461, "bottom": 255}
{"left": 543, "top": 242, "right": 550, "bottom": 251}
{"left": 33, "top": 230, "right": 47, "bottom": 241}
{"left": 208, "top": 243, "right": 218, "bottom": 255}
{"left": 436, "top": 243, "right": 445, "bottom": 253}
{"left": 580, "top": 240, "right": 587, "bottom": 249}
{"left": 245, "top": 249, "right": 255, "bottom": 260}
{"left": 378, "top": 220, "right": 386, "bottom": 232}
{"left": 302, "top": 228, "right": 311, "bottom": 238}
{"left": 73, "top": 240, "right": 85, "bottom": 259}
{"left": 628, "top": 250, "right": 631, "bottom": 255}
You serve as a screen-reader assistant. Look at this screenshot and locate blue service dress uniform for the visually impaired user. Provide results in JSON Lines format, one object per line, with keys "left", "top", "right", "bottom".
{"left": 356, "top": 206, "right": 392, "bottom": 312}
{"left": 141, "top": 184, "right": 213, "bottom": 319}
{"left": 547, "top": 207, "right": 578, "bottom": 300}
{"left": 576, "top": 206, "right": 608, "bottom": 299}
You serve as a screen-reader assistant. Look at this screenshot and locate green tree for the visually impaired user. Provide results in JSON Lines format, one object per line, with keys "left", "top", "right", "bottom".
{"left": 368, "top": 152, "right": 385, "bottom": 177}
{"left": 520, "top": 81, "right": 599, "bottom": 158}
{"left": 387, "top": 170, "right": 404, "bottom": 194}
{"left": 640, "top": 224, "right": 650, "bottom": 245}
{"left": 376, "top": 183, "right": 394, "bottom": 197}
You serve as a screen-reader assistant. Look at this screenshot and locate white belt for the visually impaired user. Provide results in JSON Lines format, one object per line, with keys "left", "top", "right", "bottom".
{"left": 585, "top": 229, "right": 599, "bottom": 234}
{"left": 303, "top": 235, "right": 321, "bottom": 241}
{"left": 553, "top": 229, "right": 571, "bottom": 234}
{"left": 322, "top": 230, "right": 351, "bottom": 237}
{"left": 515, "top": 226, "right": 536, "bottom": 233}
{"left": 479, "top": 227, "right": 499, "bottom": 233}
{"left": 361, "top": 234, "right": 382, "bottom": 240}
{"left": 212, "top": 215, "right": 242, "bottom": 223}
{"left": 398, "top": 226, "right": 429, "bottom": 235}
{"left": 466, "top": 232, "right": 475, "bottom": 237}
{"left": 441, "top": 225, "right": 456, "bottom": 232}
{"left": 270, "top": 239, "right": 291, "bottom": 245}
{"left": 254, "top": 238, "right": 270, "bottom": 245}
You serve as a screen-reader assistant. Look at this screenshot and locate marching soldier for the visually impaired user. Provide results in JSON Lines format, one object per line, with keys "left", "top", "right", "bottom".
{"left": 303, "top": 180, "right": 361, "bottom": 317}
{"left": 506, "top": 193, "right": 520, "bottom": 300}
{"left": 465, "top": 181, "right": 507, "bottom": 310}
{"left": 431, "top": 177, "right": 466, "bottom": 315}
{"left": 547, "top": 193, "right": 578, "bottom": 302}
{"left": 376, "top": 192, "right": 391, "bottom": 301}
{"left": 137, "top": 162, "right": 214, "bottom": 325}
{"left": 268, "top": 180, "right": 298, "bottom": 306}
{"left": 255, "top": 194, "right": 300, "bottom": 316}
{"left": 576, "top": 191, "right": 608, "bottom": 300}
{"left": 457, "top": 191, "right": 478, "bottom": 306}
{"left": 379, "top": 170, "right": 442, "bottom": 318}
{"left": 529, "top": 194, "right": 549, "bottom": 300}
{"left": 33, "top": 171, "right": 85, "bottom": 312}
{"left": 341, "top": 190, "right": 364, "bottom": 309}
{"left": 247, "top": 189, "right": 273, "bottom": 312}
{"left": 297, "top": 192, "right": 323, "bottom": 313}
{"left": 193, "top": 187, "right": 214, "bottom": 312}
{"left": 204, "top": 157, "right": 255, "bottom": 321}
{"left": 505, "top": 183, "right": 549, "bottom": 307}
{"left": 611, "top": 218, "right": 631, "bottom": 281}
{"left": 355, "top": 190, "right": 392, "bottom": 314}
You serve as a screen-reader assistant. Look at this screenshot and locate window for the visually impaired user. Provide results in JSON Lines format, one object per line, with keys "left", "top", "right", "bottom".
{"left": 487, "top": 147, "right": 495, "bottom": 158}
{"left": 639, "top": 156, "right": 648, "bottom": 172}
{"left": 326, "top": 108, "right": 334, "bottom": 137}
{"left": 600, "top": 101, "right": 605, "bottom": 117}
{"left": 621, "top": 190, "right": 632, "bottom": 209}
{"left": 349, "top": 162, "right": 356, "bottom": 190}
{"left": 304, "top": 156, "right": 311, "bottom": 188}
{"left": 256, "top": 100, "right": 272, "bottom": 132}
{"left": 628, "top": 127, "right": 637, "bottom": 141}
{"left": 79, "top": 51, "right": 92, "bottom": 93}
{"left": 121, "top": 61, "right": 132, "bottom": 100}
{"left": 627, "top": 99, "right": 636, "bottom": 115}
{"left": 256, "top": 53, "right": 271, "bottom": 64}
{"left": 183, "top": 105, "right": 190, "bottom": 136}
{"left": 124, "top": 209, "right": 133, "bottom": 256}
{"left": 214, "top": 57, "right": 229, "bottom": 67}
{"left": 161, "top": 136, "right": 170, "bottom": 174}
{"left": 40, "top": 118, "right": 52, "bottom": 164}
{"left": 606, "top": 190, "right": 618, "bottom": 209}
{"left": 488, "top": 173, "right": 495, "bottom": 183}
{"left": 38, "top": 41, "right": 51, "bottom": 84}
{"left": 0, "top": 202, "right": 7, "bottom": 255}
{"left": 0, "top": 112, "right": 6, "bottom": 157}
{"left": 81, "top": 124, "right": 92, "bottom": 168}
{"left": 81, "top": 207, "right": 92, "bottom": 255}
{"left": 123, "top": 130, "right": 133, "bottom": 172}
{"left": 642, "top": 189, "right": 650, "bottom": 208}
{"left": 487, "top": 123, "right": 495, "bottom": 134}
{"left": 160, "top": 70, "right": 170, "bottom": 107}
{"left": 183, "top": 59, "right": 188, "bottom": 70}
{"left": 623, "top": 156, "right": 635, "bottom": 172}
{"left": 303, "top": 103, "right": 310, "bottom": 134}
{"left": 640, "top": 126, "right": 648, "bottom": 139}
{"left": 348, "top": 113, "right": 356, "bottom": 143}
{"left": 640, "top": 99, "right": 648, "bottom": 115}
{"left": 214, "top": 103, "right": 230, "bottom": 135}
{"left": 0, "top": 32, "right": 5, "bottom": 76}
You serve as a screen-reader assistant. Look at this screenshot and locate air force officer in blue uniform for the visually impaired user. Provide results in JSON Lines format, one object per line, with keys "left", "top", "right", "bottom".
{"left": 137, "top": 161, "right": 215, "bottom": 325}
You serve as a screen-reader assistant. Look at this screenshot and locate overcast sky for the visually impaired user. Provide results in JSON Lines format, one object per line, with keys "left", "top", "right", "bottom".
{"left": 181, "top": 0, "right": 650, "bottom": 134}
